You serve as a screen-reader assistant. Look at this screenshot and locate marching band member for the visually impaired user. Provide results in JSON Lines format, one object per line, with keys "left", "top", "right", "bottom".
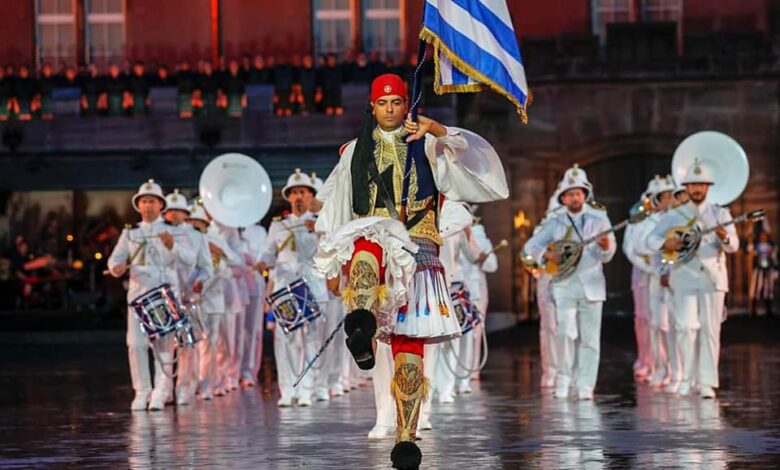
{"left": 634, "top": 176, "right": 676, "bottom": 389}
{"left": 439, "top": 201, "right": 483, "bottom": 396}
{"left": 238, "top": 224, "right": 268, "bottom": 388}
{"left": 461, "top": 206, "right": 498, "bottom": 383}
{"left": 210, "top": 219, "right": 245, "bottom": 395}
{"left": 623, "top": 178, "right": 658, "bottom": 382}
{"left": 162, "top": 190, "right": 210, "bottom": 406}
{"left": 528, "top": 191, "right": 562, "bottom": 389}
{"left": 524, "top": 166, "right": 616, "bottom": 400}
{"left": 647, "top": 160, "right": 739, "bottom": 398}
{"left": 257, "top": 169, "right": 325, "bottom": 407}
{"left": 314, "top": 73, "right": 507, "bottom": 469}
{"left": 108, "top": 179, "right": 191, "bottom": 411}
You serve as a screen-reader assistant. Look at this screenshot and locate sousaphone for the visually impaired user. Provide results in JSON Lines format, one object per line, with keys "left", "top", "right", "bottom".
{"left": 199, "top": 153, "right": 273, "bottom": 227}
{"left": 663, "top": 131, "right": 760, "bottom": 265}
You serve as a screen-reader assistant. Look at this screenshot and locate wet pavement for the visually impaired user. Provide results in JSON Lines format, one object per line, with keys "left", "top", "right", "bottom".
{"left": 2, "top": 317, "right": 780, "bottom": 469}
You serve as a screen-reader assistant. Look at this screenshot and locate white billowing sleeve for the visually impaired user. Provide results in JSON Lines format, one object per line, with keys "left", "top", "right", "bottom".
{"left": 425, "top": 127, "right": 508, "bottom": 203}
{"left": 315, "top": 142, "right": 356, "bottom": 235}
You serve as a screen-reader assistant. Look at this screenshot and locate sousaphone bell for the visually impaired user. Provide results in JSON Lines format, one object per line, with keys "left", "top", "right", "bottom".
{"left": 199, "top": 153, "right": 273, "bottom": 227}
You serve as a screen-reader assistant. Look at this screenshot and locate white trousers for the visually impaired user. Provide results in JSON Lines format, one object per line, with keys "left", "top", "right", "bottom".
{"left": 325, "top": 297, "right": 347, "bottom": 390}
{"left": 673, "top": 288, "right": 725, "bottom": 389}
{"left": 552, "top": 282, "right": 603, "bottom": 394}
{"left": 216, "top": 312, "right": 237, "bottom": 389}
{"left": 538, "top": 280, "right": 558, "bottom": 382}
{"left": 471, "top": 292, "right": 488, "bottom": 379}
{"left": 126, "top": 308, "right": 174, "bottom": 400}
{"left": 273, "top": 319, "right": 321, "bottom": 402}
{"left": 240, "top": 295, "right": 262, "bottom": 382}
{"left": 198, "top": 312, "right": 228, "bottom": 394}
{"left": 633, "top": 284, "right": 653, "bottom": 373}
{"left": 649, "top": 278, "right": 676, "bottom": 383}
{"left": 176, "top": 343, "right": 199, "bottom": 400}
{"left": 434, "top": 338, "right": 460, "bottom": 400}
{"left": 372, "top": 342, "right": 396, "bottom": 429}
{"left": 456, "top": 330, "right": 475, "bottom": 391}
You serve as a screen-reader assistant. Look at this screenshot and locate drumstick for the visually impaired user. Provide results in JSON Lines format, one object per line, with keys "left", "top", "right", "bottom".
{"left": 484, "top": 239, "right": 509, "bottom": 257}
{"left": 102, "top": 239, "right": 147, "bottom": 276}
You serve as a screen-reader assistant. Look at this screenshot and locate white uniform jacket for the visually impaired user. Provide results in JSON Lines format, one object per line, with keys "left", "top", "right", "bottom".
{"left": 524, "top": 209, "right": 617, "bottom": 302}
{"left": 108, "top": 217, "right": 192, "bottom": 301}
{"left": 647, "top": 201, "right": 738, "bottom": 293}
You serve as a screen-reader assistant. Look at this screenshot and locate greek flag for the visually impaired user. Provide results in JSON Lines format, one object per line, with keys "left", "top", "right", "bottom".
{"left": 421, "top": 0, "right": 529, "bottom": 122}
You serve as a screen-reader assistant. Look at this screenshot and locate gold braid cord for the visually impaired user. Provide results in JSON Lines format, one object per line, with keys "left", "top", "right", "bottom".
{"left": 391, "top": 352, "right": 430, "bottom": 443}
{"left": 342, "top": 250, "right": 386, "bottom": 313}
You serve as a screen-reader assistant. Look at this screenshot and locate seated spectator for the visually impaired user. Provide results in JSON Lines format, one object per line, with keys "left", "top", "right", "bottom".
{"left": 193, "top": 61, "right": 220, "bottom": 116}
{"left": 104, "top": 64, "right": 129, "bottom": 116}
{"left": 0, "top": 66, "right": 11, "bottom": 121}
{"left": 127, "top": 61, "right": 151, "bottom": 116}
{"left": 58, "top": 64, "right": 79, "bottom": 88}
{"left": 351, "top": 53, "right": 372, "bottom": 84}
{"left": 80, "top": 64, "right": 104, "bottom": 116}
{"left": 368, "top": 51, "right": 387, "bottom": 79}
{"left": 298, "top": 54, "right": 319, "bottom": 115}
{"left": 272, "top": 56, "right": 295, "bottom": 117}
{"left": 249, "top": 54, "right": 270, "bottom": 85}
{"left": 176, "top": 61, "right": 196, "bottom": 118}
{"left": 320, "top": 53, "right": 343, "bottom": 116}
{"left": 37, "top": 63, "right": 56, "bottom": 120}
{"left": 240, "top": 54, "right": 252, "bottom": 82}
{"left": 3, "top": 65, "right": 18, "bottom": 120}
{"left": 289, "top": 54, "right": 303, "bottom": 114}
{"left": 221, "top": 59, "right": 247, "bottom": 117}
{"left": 154, "top": 64, "right": 175, "bottom": 87}
{"left": 13, "top": 65, "right": 37, "bottom": 120}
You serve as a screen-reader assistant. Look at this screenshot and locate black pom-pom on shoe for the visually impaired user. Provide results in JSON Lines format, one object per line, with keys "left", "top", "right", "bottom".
{"left": 344, "top": 309, "right": 377, "bottom": 370}
{"left": 391, "top": 441, "right": 422, "bottom": 470}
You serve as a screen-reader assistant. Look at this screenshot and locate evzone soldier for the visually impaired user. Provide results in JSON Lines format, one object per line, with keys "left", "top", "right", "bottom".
{"left": 647, "top": 160, "right": 738, "bottom": 398}
{"left": 108, "top": 179, "right": 194, "bottom": 411}
{"left": 237, "top": 223, "right": 268, "bottom": 388}
{"left": 257, "top": 169, "right": 326, "bottom": 407}
{"left": 461, "top": 207, "right": 498, "bottom": 384}
{"left": 314, "top": 74, "right": 507, "bottom": 469}
{"left": 186, "top": 200, "right": 235, "bottom": 401}
{"left": 525, "top": 166, "right": 616, "bottom": 400}
{"left": 623, "top": 178, "right": 658, "bottom": 382}
{"left": 162, "top": 190, "right": 213, "bottom": 406}
{"left": 635, "top": 178, "right": 686, "bottom": 392}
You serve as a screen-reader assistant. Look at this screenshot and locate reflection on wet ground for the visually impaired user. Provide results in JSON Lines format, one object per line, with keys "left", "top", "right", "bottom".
{"left": 1, "top": 318, "right": 780, "bottom": 469}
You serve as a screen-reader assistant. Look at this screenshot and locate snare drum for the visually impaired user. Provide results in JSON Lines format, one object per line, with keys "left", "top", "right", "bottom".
{"left": 450, "top": 282, "right": 481, "bottom": 335}
{"left": 176, "top": 300, "right": 207, "bottom": 347}
{"left": 266, "top": 278, "right": 322, "bottom": 334}
{"left": 129, "top": 283, "right": 189, "bottom": 340}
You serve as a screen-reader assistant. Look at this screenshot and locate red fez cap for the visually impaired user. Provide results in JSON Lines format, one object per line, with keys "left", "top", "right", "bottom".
{"left": 371, "top": 73, "right": 408, "bottom": 102}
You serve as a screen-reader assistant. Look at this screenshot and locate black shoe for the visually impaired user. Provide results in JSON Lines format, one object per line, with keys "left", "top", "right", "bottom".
{"left": 344, "top": 309, "right": 377, "bottom": 370}
{"left": 391, "top": 441, "right": 422, "bottom": 470}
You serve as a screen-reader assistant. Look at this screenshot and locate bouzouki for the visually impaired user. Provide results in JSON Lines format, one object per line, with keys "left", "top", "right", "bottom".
{"left": 661, "top": 209, "right": 765, "bottom": 265}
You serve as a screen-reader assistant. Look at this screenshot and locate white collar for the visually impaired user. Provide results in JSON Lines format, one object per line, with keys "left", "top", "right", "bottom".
{"left": 377, "top": 126, "right": 404, "bottom": 143}
{"left": 139, "top": 217, "right": 162, "bottom": 229}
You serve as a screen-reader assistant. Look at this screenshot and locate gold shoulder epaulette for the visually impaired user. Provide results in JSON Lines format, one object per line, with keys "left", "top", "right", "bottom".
{"left": 272, "top": 216, "right": 283, "bottom": 222}
{"left": 589, "top": 201, "right": 607, "bottom": 211}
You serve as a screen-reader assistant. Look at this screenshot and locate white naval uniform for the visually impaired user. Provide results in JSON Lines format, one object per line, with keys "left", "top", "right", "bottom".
{"left": 259, "top": 212, "right": 325, "bottom": 404}
{"left": 212, "top": 221, "right": 246, "bottom": 391}
{"left": 647, "top": 201, "right": 738, "bottom": 392}
{"left": 169, "top": 222, "right": 213, "bottom": 404}
{"left": 462, "top": 223, "right": 497, "bottom": 380}
{"left": 108, "top": 217, "right": 195, "bottom": 406}
{"left": 634, "top": 211, "right": 676, "bottom": 387}
{"left": 198, "top": 224, "right": 238, "bottom": 397}
{"left": 623, "top": 220, "right": 654, "bottom": 378}
{"left": 524, "top": 208, "right": 616, "bottom": 397}
{"left": 239, "top": 225, "right": 268, "bottom": 385}
{"left": 529, "top": 219, "right": 558, "bottom": 388}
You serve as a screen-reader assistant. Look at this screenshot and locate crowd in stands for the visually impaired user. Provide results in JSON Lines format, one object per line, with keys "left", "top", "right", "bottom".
{"left": 0, "top": 52, "right": 421, "bottom": 120}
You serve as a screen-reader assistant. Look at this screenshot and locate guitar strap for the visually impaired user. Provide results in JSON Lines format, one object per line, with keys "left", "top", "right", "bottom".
{"left": 566, "top": 214, "right": 584, "bottom": 242}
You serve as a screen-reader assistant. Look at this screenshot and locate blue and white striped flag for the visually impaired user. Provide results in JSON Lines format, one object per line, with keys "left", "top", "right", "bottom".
{"left": 421, "top": 0, "right": 529, "bottom": 122}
